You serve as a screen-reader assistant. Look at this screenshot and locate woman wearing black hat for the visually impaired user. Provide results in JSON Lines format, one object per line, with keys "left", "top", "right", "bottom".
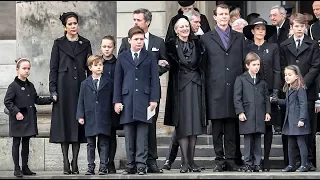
{"left": 243, "top": 18, "right": 281, "bottom": 172}
{"left": 49, "top": 12, "right": 92, "bottom": 175}
{"left": 164, "top": 14, "right": 207, "bottom": 173}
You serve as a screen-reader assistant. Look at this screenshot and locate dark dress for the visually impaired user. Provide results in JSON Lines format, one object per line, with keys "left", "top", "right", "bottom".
{"left": 49, "top": 35, "right": 92, "bottom": 143}
{"left": 166, "top": 38, "right": 206, "bottom": 139}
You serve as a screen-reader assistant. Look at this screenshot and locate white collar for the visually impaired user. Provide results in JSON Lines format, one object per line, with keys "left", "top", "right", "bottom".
{"left": 131, "top": 49, "right": 141, "bottom": 57}
{"left": 92, "top": 75, "right": 101, "bottom": 81}
{"left": 194, "top": 27, "right": 204, "bottom": 36}
{"left": 145, "top": 32, "right": 150, "bottom": 40}
{"left": 293, "top": 35, "right": 304, "bottom": 42}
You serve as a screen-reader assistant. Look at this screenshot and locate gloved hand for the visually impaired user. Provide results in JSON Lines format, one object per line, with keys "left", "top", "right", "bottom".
{"left": 272, "top": 89, "right": 279, "bottom": 99}
{"left": 270, "top": 96, "right": 278, "bottom": 104}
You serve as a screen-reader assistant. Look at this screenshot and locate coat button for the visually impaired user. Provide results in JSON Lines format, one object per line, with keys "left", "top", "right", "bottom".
{"left": 136, "top": 89, "right": 138, "bottom": 92}
{"left": 226, "top": 68, "right": 229, "bottom": 71}
{"left": 74, "top": 77, "right": 77, "bottom": 80}
{"left": 226, "top": 53, "right": 228, "bottom": 56}
{"left": 27, "top": 94, "right": 30, "bottom": 96}
{"left": 30, "top": 106, "right": 32, "bottom": 108}
{"left": 109, "top": 71, "right": 111, "bottom": 74}
{"left": 93, "top": 91, "right": 95, "bottom": 93}
{"left": 135, "top": 78, "right": 138, "bottom": 80}
{"left": 136, "top": 67, "right": 138, "bottom": 70}
{"left": 296, "top": 60, "right": 299, "bottom": 63}
{"left": 96, "top": 101, "right": 98, "bottom": 103}
{"left": 227, "top": 83, "right": 230, "bottom": 86}
{"left": 74, "top": 67, "right": 77, "bottom": 70}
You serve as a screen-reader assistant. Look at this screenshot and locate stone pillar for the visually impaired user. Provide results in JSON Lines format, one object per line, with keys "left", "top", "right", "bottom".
{"left": 13, "top": 1, "right": 116, "bottom": 136}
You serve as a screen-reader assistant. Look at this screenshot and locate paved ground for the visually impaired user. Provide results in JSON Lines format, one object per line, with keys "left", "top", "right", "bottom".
{"left": 1, "top": 169, "right": 320, "bottom": 179}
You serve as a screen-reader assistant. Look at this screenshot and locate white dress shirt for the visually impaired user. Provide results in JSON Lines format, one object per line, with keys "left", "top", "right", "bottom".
{"left": 131, "top": 49, "right": 141, "bottom": 60}
{"left": 144, "top": 32, "right": 149, "bottom": 50}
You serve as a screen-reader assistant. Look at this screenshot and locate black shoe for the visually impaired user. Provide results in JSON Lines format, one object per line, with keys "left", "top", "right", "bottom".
{"left": 296, "top": 166, "right": 308, "bottom": 172}
{"left": 137, "top": 167, "right": 146, "bottom": 175}
{"left": 71, "top": 160, "right": 79, "bottom": 174}
{"left": 273, "top": 131, "right": 282, "bottom": 135}
{"left": 63, "top": 160, "right": 71, "bottom": 175}
{"left": 262, "top": 159, "right": 270, "bottom": 172}
{"left": 163, "top": 160, "right": 172, "bottom": 170}
{"left": 147, "top": 164, "right": 163, "bottom": 173}
{"left": 108, "top": 161, "right": 116, "bottom": 174}
{"left": 99, "top": 167, "right": 108, "bottom": 175}
{"left": 188, "top": 164, "right": 202, "bottom": 172}
{"left": 282, "top": 165, "right": 294, "bottom": 172}
{"left": 180, "top": 164, "right": 189, "bottom": 173}
{"left": 14, "top": 168, "right": 23, "bottom": 178}
{"left": 122, "top": 168, "right": 136, "bottom": 175}
{"left": 213, "top": 164, "right": 224, "bottom": 172}
{"left": 226, "top": 164, "right": 242, "bottom": 172}
{"left": 22, "top": 166, "right": 36, "bottom": 175}
{"left": 85, "top": 166, "right": 95, "bottom": 175}
{"left": 252, "top": 165, "right": 261, "bottom": 172}
{"left": 307, "top": 163, "right": 316, "bottom": 171}
{"left": 242, "top": 165, "right": 252, "bottom": 172}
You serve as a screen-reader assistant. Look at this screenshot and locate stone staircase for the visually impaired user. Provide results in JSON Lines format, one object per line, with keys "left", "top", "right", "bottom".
{"left": 119, "top": 135, "right": 285, "bottom": 169}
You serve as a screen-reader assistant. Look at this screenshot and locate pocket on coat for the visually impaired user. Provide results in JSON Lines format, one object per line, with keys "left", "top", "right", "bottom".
{"left": 58, "top": 66, "right": 68, "bottom": 73}
{"left": 144, "top": 88, "right": 150, "bottom": 94}
{"left": 122, "top": 89, "right": 128, "bottom": 95}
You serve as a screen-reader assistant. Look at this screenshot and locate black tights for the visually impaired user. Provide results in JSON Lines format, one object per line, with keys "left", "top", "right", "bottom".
{"left": 61, "top": 142, "right": 80, "bottom": 172}
{"left": 178, "top": 135, "right": 198, "bottom": 169}
{"left": 12, "top": 137, "right": 31, "bottom": 170}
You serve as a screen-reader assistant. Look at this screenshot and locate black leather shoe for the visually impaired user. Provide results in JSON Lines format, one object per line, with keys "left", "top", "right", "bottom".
{"left": 180, "top": 164, "right": 189, "bottom": 173}
{"left": 226, "top": 164, "right": 242, "bottom": 172}
{"left": 282, "top": 165, "right": 294, "bottom": 172}
{"left": 99, "top": 166, "right": 108, "bottom": 175}
{"left": 213, "top": 164, "right": 224, "bottom": 172}
{"left": 22, "top": 166, "right": 36, "bottom": 175}
{"left": 108, "top": 161, "right": 116, "bottom": 174}
{"left": 296, "top": 166, "right": 308, "bottom": 172}
{"left": 188, "top": 164, "right": 202, "bottom": 172}
{"left": 122, "top": 168, "right": 136, "bottom": 175}
{"left": 252, "top": 165, "right": 261, "bottom": 172}
{"left": 242, "top": 165, "right": 252, "bottom": 172}
{"left": 307, "top": 163, "right": 316, "bottom": 171}
{"left": 147, "top": 164, "right": 163, "bottom": 173}
{"left": 85, "top": 166, "right": 95, "bottom": 175}
{"left": 71, "top": 160, "right": 79, "bottom": 174}
{"left": 137, "top": 167, "right": 146, "bottom": 175}
{"left": 14, "top": 169, "right": 23, "bottom": 178}
{"left": 163, "top": 160, "right": 172, "bottom": 170}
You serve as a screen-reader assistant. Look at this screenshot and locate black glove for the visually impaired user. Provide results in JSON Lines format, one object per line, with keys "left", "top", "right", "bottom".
{"left": 272, "top": 89, "right": 279, "bottom": 99}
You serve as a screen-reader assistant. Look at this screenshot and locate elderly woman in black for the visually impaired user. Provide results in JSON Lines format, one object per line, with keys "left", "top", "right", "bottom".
{"left": 164, "top": 14, "right": 206, "bottom": 173}
{"left": 243, "top": 17, "right": 280, "bottom": 171}
{"left": 49, "top": 12, "right": 92, "bottom": 174}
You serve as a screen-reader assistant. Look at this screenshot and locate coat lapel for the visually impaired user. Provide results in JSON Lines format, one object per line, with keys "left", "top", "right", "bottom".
{"left": 297, "top": 36, "right": 312, "bottom": 56}
{"left": 124, "top": 50, "right": 135, "bottom": 66}
{"left": 97, "top": 76, "right": 108, "bottom": 91}
{"left": 86, "top": 77, "right": 95, "bottom": 91}
{"left": 286, "top": 37, "right": 298, "bottom": 57}
{"left": 57, "top": 37, "right": 76, "bottom": 59}
{"left": 148, "top": 33, "right": 155, "bottom": 51}
{"left": 211, "top": 29, "right": 226, "bottom": 51}
{"left": 226, "top": 30, "right": 237, "bottom": 51}
{"left": 74, "top": 36, "right": 90, "bottom": 56}
{"left": 244, "top": 72, "right": 255, "bottom": 85}
{"left": 136, "top": 48, "right": 148, "bottom": 66}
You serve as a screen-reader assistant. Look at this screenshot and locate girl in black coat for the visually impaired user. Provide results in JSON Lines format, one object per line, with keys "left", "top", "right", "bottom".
{"left": 272, "top": 65, "right": 310, "bottom": 172}
{"left": 4, "top": 58, "right": 53, "bottom": 177}
{"left": 48, "top": 12, "right": 92, "bottom": 175}
{"left": 100, "top": 35, "right": 120, "bottom": 174}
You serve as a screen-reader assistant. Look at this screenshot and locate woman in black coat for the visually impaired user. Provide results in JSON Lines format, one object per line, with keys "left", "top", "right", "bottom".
{"left": 164, "top": 14, "right": 206, "bottom": 173}
{"left": 48, "top": 12, "right": 92, "bottom": 174}
{"left": 4, "top": 58, "right": 53, "bottom": 177}
{"left": 243, "top": 18, "right": 280, "bottom": 171}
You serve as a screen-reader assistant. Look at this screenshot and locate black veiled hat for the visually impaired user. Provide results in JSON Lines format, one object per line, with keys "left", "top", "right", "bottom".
{"left": 59, "top": 12, "right": 79, "bottom": 26}
{"left": 243, "top": 18, "right": 277, "bottom": 40}
{"left": 178, "top": 1, "right": 195, "bottom": 7}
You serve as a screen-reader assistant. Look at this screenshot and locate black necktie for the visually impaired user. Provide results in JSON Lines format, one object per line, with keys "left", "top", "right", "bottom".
{"left": 296, "top": 39, "right": 301, "bottom": 52}
{"left": 93, "top": 79, "right": 98, "bottom": 90}
{"left": 134, "top": 53, "right": 139, "bottom": 64}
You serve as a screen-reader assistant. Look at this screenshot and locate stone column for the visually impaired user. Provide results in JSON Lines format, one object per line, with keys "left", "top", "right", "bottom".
{"left": 14, "top": 1, "right": 116, "bottom": 136}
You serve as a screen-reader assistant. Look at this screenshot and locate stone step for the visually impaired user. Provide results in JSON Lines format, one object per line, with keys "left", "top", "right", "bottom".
{"left": 157, "top": 135, "right": 283, "bottom": 146}
{"left": 156, "top": 145, "right": 283, "bottom": 157}
{"left": 1, "top": 170, "right": 320, "bottom": 179}
{"left": 119, "top": 157, "right": 286, "bottom": 169}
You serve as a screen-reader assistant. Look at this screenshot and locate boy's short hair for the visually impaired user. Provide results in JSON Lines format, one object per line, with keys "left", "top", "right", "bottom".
{"left": 87, "top": 55, "right": 103, "bottom": 67}
{"left": 128, "top": 26, "right": 145, "bottom": 39}
{"left": 101, "top": 35, "right": 116, "bottom": 47}
{"left": 290, "top": 13, "right": 307, "bottom": 25}
{"left": 245, "top": 52, "right": 260, "bottom": 65}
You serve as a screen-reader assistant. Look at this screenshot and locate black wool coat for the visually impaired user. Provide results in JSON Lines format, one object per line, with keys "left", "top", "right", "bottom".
{"left": 4, "top": 77, "right": 52, "bottom": 137}
{"left": 49, "top": 35, "right": 92, "bottom": 143}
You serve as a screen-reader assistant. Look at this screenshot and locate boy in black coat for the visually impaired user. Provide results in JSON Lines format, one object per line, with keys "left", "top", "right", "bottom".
{"left": 234, "top": 52, "right": 271, "bottom": 172}
{"left": 4, "top": 58, "right": 53, "bottom": 177}
{"left": 76, "top": 55, "right": 113, "bottom": 175}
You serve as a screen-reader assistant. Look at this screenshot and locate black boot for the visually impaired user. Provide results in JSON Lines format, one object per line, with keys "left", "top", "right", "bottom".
{"left": 71, "top": 143, "right": 80, "bottom": 174}
{"left": 22, "top": 166, "right": 36, "bottom": 175}
{"left": 108, "top": 161, "right": 116, "bottom": 174}
{"left": 61, "top": 143, "right": 71, "bottom": 174}
{"left": 14, "top": 167, "right": 23, "bottom": 178}
{"left": 21, "top": 137, "right": 35, "bottom": 175}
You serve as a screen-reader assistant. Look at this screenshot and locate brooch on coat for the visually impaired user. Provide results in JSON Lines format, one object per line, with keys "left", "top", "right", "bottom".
{"left": 21, "top": 87, "right": 25, "bottom": 90}
{"left": 265, "top": 49, "right": 269, "bottom": 54}
{"left": 79, "top": 41, "right": 83, "bottom": 44}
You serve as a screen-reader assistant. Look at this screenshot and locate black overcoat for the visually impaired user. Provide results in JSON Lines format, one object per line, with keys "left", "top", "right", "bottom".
{"left": 4, "top": 77, "right": 52, "bottom": 137}
{"left": 49, "top": 35, "right": 92, "bottom": 143}
{"left": 76, "top": 75, "right": 113, "bottom": 137}
{"left": 234, "top": 72, "right": 271, "bottom": 134}
{"left": 268, "top": 18, "right": 290, "bottom": 45}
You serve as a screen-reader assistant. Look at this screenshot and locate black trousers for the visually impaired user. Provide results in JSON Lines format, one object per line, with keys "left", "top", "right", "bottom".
{"left": 109, "top": 128, "right": 117, "bottom": 163}
{"left": 243, "top": 133, "right": 262, "bottom": 166}
{"left": 211, "top": 118, "right": 237, "bottom": 166}
{"left": 124, "top": 121, "right": 149, "bottom": 169}
{"left": 147, "top": 105, "right": 160, "bottom": 166}
{"left": 87, "top": 134, "right": 109, "bottom": 168}
{"left": 12, "top": 136, "right": 31, "bottom": 169}
{"left": 288, "top": 135, "right": 308, "bottom": 167}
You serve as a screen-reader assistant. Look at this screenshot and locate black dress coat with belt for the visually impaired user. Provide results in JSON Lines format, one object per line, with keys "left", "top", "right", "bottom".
{"left": 49, "top": 35, "right": 92, "bottom": 143}
{"left": 276, "top": 88, "right": 310, "bottom": 135}
{"left": 280, "top": 35, "right": 320, "bottom": 101}
{"left": 234, "top": 72, "right": 271, "bottom": 135}
{"left": 200, "top": 28, "right": 247, "bottom": 119}
{"left": 76, "top": 75, "right": 113, "bottom": 137}
{"left": 4, "top": 77, "right": 52, "bottom": 137}
{"left": 164, "top": 37, "right": 207, "bottom": 127}
{"left": 113, "top": 48, "right": 160, "bottom": 125}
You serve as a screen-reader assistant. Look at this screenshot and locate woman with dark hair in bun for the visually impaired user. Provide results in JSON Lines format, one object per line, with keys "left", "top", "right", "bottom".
{"left": 48, "top": 12, "right": 92, "bottom": 175}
